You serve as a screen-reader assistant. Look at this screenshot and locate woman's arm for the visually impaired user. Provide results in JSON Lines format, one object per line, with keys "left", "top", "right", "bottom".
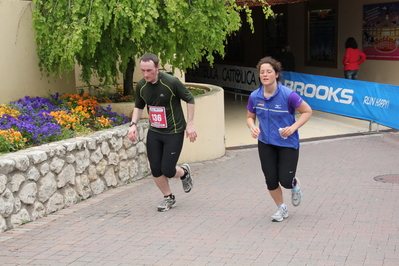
{"left": 280, "top": 101, "right": 312, "bottom": 138}
{"left": 247, "top": 111, "right": 260, "bottom": 139}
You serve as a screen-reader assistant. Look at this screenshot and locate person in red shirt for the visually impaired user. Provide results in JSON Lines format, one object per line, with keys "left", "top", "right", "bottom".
{"left": 342, "top": 37, "right": 366, "bottom": 80}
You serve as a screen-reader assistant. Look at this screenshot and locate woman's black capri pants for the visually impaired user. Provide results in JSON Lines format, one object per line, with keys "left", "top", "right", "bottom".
{"left": 258, "top": 141, "right": 299, "bottom": 191}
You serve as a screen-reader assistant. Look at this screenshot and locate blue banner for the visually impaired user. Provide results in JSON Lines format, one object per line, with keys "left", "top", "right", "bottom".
{"left": 282, "top": 71, "right": 399, "bottom": 130}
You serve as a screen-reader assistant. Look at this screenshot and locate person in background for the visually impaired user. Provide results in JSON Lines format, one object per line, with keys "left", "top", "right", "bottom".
{"left": 127, "top": 53, "right": 197, "bottom": 212}
{"left": 343, "top": 37, "right": 366, "bottom": 80}
{"left": 246, "top": 56, "right": 312, "bottom": 222}
{"left": 277, "top": 44, "right": 295, "bottom": 72}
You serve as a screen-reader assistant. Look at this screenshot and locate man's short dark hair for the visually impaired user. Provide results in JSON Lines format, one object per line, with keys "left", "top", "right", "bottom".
{"left": 140, "top": 53, "right": 159, "bottom": 67}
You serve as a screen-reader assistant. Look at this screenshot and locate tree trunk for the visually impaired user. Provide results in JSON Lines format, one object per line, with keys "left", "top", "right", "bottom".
{"left": 123, "top": 57, "right": 135, "bottom": 96}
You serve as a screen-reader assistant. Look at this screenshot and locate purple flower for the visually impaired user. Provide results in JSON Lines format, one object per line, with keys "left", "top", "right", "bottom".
{"left": 1, "top": 93, "right": 129, "bottom": 150}
{"left": 94, "top": 106, "right": 129, "bottom": 126}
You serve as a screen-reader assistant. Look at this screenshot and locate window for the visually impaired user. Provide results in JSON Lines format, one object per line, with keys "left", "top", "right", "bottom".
{"left": 305, "top": 5, "right": 338, "bottom": 67}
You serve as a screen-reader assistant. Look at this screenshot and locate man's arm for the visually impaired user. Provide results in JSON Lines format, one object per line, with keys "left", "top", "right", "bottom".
{"left": 127, "top": 107, "right": 144, "bottom": 142}
{"left": 185, "top": 103, "right": 197, "bottom": 142}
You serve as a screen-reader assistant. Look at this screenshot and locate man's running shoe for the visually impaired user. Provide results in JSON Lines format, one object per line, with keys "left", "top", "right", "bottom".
{"left": 271, "top": 206, "right": 289, "bottom": 222}
{"left": 181, "top": 164, "right": 193, "bottom": 193}
{"left": 157, "top": 195, "right": 176, "bottom": 212}
{"left": 291, "top": 178, "right": 302, "bottom": 207}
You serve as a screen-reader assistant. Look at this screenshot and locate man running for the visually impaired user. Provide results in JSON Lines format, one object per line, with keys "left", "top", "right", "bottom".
{"left": 128, "top": 53, "right": 197, "bottom": 211}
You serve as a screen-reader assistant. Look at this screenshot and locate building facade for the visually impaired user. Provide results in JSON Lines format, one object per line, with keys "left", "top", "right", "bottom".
{"left": 212, "top": 0, "right": 399, "bottom": 86}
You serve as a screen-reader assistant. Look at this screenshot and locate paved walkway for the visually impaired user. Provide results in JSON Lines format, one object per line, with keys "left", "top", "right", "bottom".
{"left": 1, "top": 130, "right": 399, "bottom": 265}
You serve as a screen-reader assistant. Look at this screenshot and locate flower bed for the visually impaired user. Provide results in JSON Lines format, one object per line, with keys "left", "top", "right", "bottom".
{"left": 0, "top": 93, "right": 130, "bottom": 154}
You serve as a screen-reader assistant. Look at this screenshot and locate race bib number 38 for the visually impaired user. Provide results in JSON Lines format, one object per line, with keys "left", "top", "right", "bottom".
{"left": 149, "top": 106, "right": 167, "bottom": 128}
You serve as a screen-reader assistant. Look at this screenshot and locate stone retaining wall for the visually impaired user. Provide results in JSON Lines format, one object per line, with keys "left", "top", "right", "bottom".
{"left": 0, "top": 121, "right": 151, "bottom": 233}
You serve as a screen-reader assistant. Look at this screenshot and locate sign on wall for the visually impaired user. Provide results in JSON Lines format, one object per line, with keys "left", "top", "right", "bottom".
{"left": 185, "top": 64, "right": 260, "bottom": 95}
{"left": 363, "top": 2, "right": 399, "bottom": 60}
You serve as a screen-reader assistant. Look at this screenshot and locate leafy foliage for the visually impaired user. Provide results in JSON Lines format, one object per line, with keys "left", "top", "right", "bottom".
{"left": 32, "top": 0, "right": 273, "bottom": 86}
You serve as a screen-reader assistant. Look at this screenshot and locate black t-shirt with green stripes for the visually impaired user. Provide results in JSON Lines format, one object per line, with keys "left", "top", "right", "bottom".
{"left": 135, "top": 72, "right": 195, "bottom": 134}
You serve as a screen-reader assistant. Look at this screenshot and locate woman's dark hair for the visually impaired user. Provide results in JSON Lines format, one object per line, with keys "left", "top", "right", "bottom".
{"left": 345, "top": 37, "right": 358, "bottom": 49}
{"left": 140, "top": 53, "right": 159, "bottom": 67}
{"left": 256, "top": 56, "right": 282, "bottom": 81}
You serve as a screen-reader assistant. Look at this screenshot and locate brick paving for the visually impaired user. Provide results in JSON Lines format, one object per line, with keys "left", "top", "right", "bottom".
{"left": 1, "top": 131, "right": 399, "bottom": 265}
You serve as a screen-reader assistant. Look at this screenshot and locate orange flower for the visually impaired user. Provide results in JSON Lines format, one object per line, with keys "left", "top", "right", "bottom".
{"left": 0, "top": 105, "right": 21, "bottom": 118}
{"left": 0, "top": 129, "right": 26, "bottom": 149}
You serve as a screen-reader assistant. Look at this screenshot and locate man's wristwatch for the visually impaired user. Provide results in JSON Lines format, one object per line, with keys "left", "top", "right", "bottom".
{"left": 129, "top": 121, "right": 136, "bottom": 127}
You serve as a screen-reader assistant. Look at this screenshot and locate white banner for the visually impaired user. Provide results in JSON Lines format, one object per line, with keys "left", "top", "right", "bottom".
{"left": 186, "top": 64, "right": 260, "bottom": 94}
